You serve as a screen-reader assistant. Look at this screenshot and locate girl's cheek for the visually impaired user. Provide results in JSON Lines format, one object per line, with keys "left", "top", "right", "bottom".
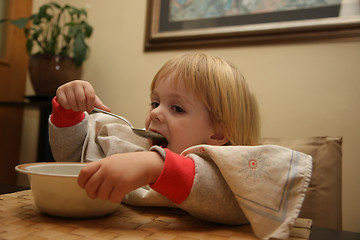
{"left": 144, "top": 113, "right": 151, "bottom": 129}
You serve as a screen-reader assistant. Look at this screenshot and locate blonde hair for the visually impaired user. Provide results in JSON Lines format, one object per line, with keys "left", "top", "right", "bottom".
{"left": 150, "top": 52, "right": 260, "bottom": 146}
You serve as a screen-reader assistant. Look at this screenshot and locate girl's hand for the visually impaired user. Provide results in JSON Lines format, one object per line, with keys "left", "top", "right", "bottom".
{"left": 56, "top": 80, "right": 110, "bottom": 113}
{"left": 78, "top": 152, "right": 164, "bottom": 203}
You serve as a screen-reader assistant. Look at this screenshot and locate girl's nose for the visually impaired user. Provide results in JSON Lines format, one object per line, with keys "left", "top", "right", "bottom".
{"left": 149, "top": 105, "right": 165, "bottom": 122}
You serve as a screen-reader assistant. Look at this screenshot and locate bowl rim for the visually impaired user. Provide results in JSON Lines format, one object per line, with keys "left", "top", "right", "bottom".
{"left": 15, "top": 162, "right": 86, "bottom": 178}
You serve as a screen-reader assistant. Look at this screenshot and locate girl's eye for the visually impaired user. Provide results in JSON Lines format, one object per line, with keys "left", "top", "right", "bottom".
{"left": 151, "top": 102, "right": 159, "bottom": 109}
{"left": 172, "top": 105, "right": 185, "bottom": 113}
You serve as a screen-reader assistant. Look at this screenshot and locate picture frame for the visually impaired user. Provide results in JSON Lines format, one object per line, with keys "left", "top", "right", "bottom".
{"left": 144, "top": 0, "right": 360, "bottom": 51}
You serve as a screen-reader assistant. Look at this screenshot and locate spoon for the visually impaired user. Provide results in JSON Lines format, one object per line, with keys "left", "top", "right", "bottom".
{"left": 92, "top": 107, "right": 164, "bottom": 140}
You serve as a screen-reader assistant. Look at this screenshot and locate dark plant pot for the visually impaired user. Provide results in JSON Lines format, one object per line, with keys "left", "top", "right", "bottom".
{"left": 28, "top": 54, "right": 83, "bottom": 97}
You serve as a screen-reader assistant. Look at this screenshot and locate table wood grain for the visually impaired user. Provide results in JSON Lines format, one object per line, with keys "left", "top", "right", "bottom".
{"left": 0, "top": 190, "right": 258, "bottom": 240}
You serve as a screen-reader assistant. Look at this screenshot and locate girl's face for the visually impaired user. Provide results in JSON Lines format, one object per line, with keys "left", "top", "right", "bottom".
{"left": 145, "top": 76, "right": 218, "bottom": 154}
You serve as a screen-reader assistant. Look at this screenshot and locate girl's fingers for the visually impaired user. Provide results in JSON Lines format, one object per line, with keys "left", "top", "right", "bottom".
{"left": 94, "top": 95, "right": 111, "bottom": 112}
{"left": 83, "top": 83, "right": 96, "bottom": 113}
{"left": 56, "top": 87, "right": 70, "bottom": 109}
{"left": 64, "top": 88, "right": 79, "bottom": 112}
{"left": 108, "top": 187, "right": 125, "bottom": 203}
{"left": 56, "top": 80, "right": 97, "bottom": 112}
{"left": 78, "top": 162, "right": 101, "bottom": 188}
{"left": 74, "top": 84, "right": 88, "bottom": 112}
{"left": 57, "top": 82, "right": 79, "bottom": 111}
{"left": 79, "top": 161, "right": 118, "bottom": 201}
{"left": 97, "top": 177, "right": 115, "bottom": 201}
{"left": 85, "top": 175, "right": 103, "bottom": 199}
{"left": 80, "top": 165, "right": 103, "bottom": 199}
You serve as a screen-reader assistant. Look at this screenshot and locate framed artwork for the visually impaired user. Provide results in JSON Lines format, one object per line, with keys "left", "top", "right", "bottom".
{"left": 144, "top": 0, "right": 360, "bottom": 51}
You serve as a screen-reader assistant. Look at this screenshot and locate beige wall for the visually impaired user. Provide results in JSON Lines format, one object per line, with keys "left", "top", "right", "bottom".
{"left": 20, "top": 0, "right": 360, "bottom": 233}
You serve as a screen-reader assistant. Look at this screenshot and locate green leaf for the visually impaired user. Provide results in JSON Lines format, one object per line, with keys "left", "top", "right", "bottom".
{"left": 63, "top": 5, "right": 70, "bottom": 11}
{"left": 83, "top": 21, "right": 93, "bottom": 37}
{"left": 50, "top": 2, "right": 61, "bottom": 9}
{"left": 46, "top": 14, "right": 53, "bottom": 22}
{"left": 48, "top": 38, "right": 57, "bottom": 53}
{"left": 32, "top": 28, "right": 41, "bottom": 39}
{"left": 73, "top": 34, "right": 87, "bottom": 66}
{"left": 29, "top": 14, "right": 37, "bottom": 20}
{"left": 24, "top": 28, "right": 30, "bottom": 36}
{"left": 63, "top": 35, "right": 71, "bottom": 44}
{"left": 75, "top": 9, "right": 82, "bottom": 19}
{"left": 32, "top": 14, "right": 41, "bottom": 25}
{"left": 38, "top": 5, "right": 49, "bottom": 18}
{"left": 2, "top": 2, "right": 93, "bottom": 60}
{"left": 26, "top": 39, "right": 33, "bottom": 54}
{"left": 11, "top": 18, "right": 30, "bottom": 29}
{"left": 66, "top": 24, "right": 77, "bottom": 37}
{"left": 60, "top": 45, "right": 69, "bottom": 56}
{"left": 65, "top": 7, "right": 75, "bottom": 19}
{"left": 51, "top": 25, "right": 61, "bottom": 37}
{"left": 80, "top": 9, "right": 87, "bottom": 17}
{"left": 38, "top": 4, "right": 53, "bottom": 23}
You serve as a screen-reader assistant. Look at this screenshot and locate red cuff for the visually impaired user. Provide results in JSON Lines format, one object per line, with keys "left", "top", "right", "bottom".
{"left": 150, "top": 149, "right": 195, "bottom": 204}
{"left": 50, "top": 97, "right": 85, "bottom": 127}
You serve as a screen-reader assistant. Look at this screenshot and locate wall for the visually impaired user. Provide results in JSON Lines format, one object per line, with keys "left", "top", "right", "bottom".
{"left": 20, "top": 0, "right": 360, "bottom": 233}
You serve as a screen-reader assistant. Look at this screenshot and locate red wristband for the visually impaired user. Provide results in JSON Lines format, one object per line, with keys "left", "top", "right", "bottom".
{"left": 150, "top": 149, "right": 195, "bottom": 204}
{"left": 50, "top": 97, "right": 85, "bottom": 127}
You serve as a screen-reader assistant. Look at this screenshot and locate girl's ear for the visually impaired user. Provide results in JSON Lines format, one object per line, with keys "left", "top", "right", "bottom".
{"left": 207, "top": 132, "right": 229, "bottom": 146}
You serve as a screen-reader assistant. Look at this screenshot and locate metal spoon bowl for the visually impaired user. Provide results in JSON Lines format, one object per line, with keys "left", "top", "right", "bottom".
{"left": 92, "top": 107, "right": 164, "bottom": 140}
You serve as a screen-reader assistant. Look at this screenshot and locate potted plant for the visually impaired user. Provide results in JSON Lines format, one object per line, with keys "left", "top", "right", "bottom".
{"left": 0, "top": 2, "right": 93, "bottom": 96}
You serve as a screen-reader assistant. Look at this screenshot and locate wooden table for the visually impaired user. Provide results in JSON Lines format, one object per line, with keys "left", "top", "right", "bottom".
{"left": 1, "top": 188, "right": 359, "bottom": 240}
{"left": 0, "top": 190, "right": 257, "bottom": 240}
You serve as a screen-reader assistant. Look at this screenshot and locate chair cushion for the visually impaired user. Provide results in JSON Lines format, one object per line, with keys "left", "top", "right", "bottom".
{"left": 261, "top": 136, "right": 342, "bottom": 229}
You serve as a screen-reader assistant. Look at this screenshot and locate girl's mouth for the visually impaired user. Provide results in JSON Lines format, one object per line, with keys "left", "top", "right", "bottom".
{"left": 150, "top": 129, "right": 168, "bottom": 148}
{"left": 152, "top": 137, "right": 168, "bottom": 148}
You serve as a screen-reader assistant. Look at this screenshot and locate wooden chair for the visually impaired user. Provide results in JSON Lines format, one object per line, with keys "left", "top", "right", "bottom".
{"left": 262, "top": 136, "right": 342, "bottom": 230}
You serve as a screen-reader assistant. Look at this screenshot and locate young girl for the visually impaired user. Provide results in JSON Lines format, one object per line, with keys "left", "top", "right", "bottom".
{"left": 49, "top": 52, "right": 311, "bottom": 240}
